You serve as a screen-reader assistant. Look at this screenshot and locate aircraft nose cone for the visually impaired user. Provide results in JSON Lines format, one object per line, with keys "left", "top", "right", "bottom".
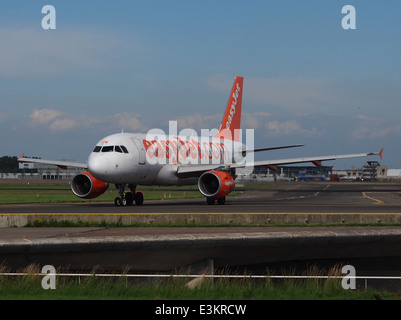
{"left": 88, "top": 154, "right": 110, "bottom": 180}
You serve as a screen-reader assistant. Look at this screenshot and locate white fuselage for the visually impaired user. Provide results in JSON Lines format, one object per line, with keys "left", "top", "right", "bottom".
{"left": 88, "top": 133, "right": 245, "bottom": 185}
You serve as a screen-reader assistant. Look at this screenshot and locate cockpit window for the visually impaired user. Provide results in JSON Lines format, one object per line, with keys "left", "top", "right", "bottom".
{"left": 96, "top": 145, "right": 129, "bottom": 153}
{"left": 101, "top": 146, "right": 114, "bottom": 152}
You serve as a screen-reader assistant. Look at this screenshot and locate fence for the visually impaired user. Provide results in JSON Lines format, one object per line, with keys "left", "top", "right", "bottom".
{"left": 1, "top": 272, "right": 400, "bottom": 290}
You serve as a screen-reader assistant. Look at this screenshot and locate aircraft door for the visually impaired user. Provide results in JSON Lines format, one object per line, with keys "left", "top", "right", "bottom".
{"left": 131, "top": 138, "right": 146, "bottom": 165}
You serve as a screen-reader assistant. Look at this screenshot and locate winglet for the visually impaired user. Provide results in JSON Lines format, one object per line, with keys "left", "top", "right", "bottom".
{"left": 368, "top": 148, "right": 383, "bottom": 160}
{"left": 379, "top": 148, "right": 383, "bottom": 160}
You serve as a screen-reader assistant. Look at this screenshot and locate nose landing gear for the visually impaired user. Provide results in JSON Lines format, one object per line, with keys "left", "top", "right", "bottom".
{"left": 206, "top": 196, "right": 226, "bottom": 205}
{"left": 114, "top": 184, "right": 144, "bottom": 206}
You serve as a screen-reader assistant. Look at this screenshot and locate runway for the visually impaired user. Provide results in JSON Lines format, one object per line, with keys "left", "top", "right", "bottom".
{"left": 0, "top": 182, "right": 400, "bottom": 227}
{"left": 1, "top": 181, "right": 401, "bottom": 215}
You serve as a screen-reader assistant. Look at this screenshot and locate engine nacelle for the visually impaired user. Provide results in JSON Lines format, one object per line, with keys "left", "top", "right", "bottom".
{"left": 198, "top": 170, "right": 235, "bottom": 199}
{"left": 71, "top": 171, "right": 109, "bottom": 199}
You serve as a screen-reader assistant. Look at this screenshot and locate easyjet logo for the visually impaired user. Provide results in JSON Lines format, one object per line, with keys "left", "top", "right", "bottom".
{"left": 226, "top": 82, "right": 241, "bottom": 130}
{"left": 143, "top": 137, "right": 231, "bottom": 165}
{"left": 141, "top": 121, "right": 254, "bottom": 173}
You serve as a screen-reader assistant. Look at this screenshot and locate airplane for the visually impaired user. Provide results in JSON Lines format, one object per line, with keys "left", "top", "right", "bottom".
{"left": 18, "top": 76, "right": 383, "bottom": 206}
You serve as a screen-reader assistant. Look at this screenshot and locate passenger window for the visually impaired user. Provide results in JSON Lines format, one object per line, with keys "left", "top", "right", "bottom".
{"left": 121, "top": 146, "right": 129, "bottom": 154}
{"left": 115, "top": 146, "right": 123, "bottom": 153}
{"left": 102, "top": 146, "right": 114, "bottom": 152}
{"left": 93, "top": 146, "right": 101, "bottom": 152}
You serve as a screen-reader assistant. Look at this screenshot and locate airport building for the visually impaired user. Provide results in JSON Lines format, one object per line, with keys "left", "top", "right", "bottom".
{"left": 387, "top": 169, "right": 401, "bottom": 180}
{"left": 334, "top": 161, "right": 388, "bottom": 181}
{"left": 243, "top": 161, "right": 389, "bottom": 182}
{"left": 362, "top": 161, "right": 387, "bottom": 181}
{"left": 13, "top": 158, "right": 83, "bottom": 180}
{"left": 240, "top": 165, "right": 334, "bottom": 182}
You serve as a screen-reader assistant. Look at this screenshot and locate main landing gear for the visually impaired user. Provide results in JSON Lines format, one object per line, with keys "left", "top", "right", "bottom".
{"left": 114, "top": 184, "right": 144, "bottom": 206}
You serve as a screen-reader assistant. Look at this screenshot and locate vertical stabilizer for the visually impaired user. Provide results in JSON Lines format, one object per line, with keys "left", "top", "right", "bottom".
{"left": 215, "top": 76, "right": 243, "bottom": 141}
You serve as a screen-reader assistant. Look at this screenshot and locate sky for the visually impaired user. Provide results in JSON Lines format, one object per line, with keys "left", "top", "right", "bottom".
{"left": 0, "top": 0, "right": 400, "bottom": 169}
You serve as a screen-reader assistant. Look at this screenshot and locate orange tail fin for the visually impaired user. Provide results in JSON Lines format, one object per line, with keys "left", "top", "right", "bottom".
{"left": 215, "top": 76, "right": 243, "bottom": 141}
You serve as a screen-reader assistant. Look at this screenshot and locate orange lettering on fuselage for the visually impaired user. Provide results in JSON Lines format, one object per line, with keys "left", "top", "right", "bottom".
{"left": 142, "top": 138, "right": 231, "bottom": 164}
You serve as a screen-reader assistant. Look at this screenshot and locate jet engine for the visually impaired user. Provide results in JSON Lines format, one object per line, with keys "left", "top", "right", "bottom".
{"left": 198, "top": 170, "right": 235, "bottom": 199}
{"left": 71, "top": 171, "right": 109, "bottom": 199}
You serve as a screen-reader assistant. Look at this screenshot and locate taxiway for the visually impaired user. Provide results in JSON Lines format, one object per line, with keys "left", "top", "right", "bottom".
{"left": 1, "top": 182, "right": 401, "bottom": 215}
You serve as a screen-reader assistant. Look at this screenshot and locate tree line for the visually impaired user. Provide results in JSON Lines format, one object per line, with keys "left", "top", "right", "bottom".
{"left": 0, "top": 156, "right": 19, "bottom": 172}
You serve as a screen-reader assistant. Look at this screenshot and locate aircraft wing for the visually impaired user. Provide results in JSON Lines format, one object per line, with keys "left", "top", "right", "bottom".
{"left": 18, "top": 154, "right": 87, "bottom": 169}
{"left": 241, "top": 144, "right": 304, "bottom": 157}
{"left": 231, "top": 150, "right": 383, "bottom": 170}
{"left": 177, "top": 149, "right": 383, "bottom": 177}
{"left": 177, "top": 164, "right": 223, "bottom": 177}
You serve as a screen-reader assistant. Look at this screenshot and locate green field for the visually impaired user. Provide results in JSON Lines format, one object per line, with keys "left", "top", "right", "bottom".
{"left": 1, "top": 280, "right": 390, "bottom": 300}
{"left": 0, "top": 180, "right": 206, "bottom": 205}
{"left": 0, "top": 265, "right": 396, "bottom": 300}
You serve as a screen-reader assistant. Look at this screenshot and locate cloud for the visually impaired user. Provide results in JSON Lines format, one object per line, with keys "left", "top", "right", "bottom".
{"left": 49, "top": 118, "right": 79, "bottom": 131}
{"left": 30, "top": 109, "right": 78, "bottom": 132}
{"left": 265, "top": 120, "right": 300, "bottom": 135}
{"left": 351, "top": 115, "right": 401, "bottom": 140}
{"left": 242, "top": 111, "right": 272, "bottom": 129}
{"left": 29, "top": 109, "right": 147, "bottom": 133}
{"left": 265, "top": 119, "right": 318, "bottom": 137}
{"left": 176, "top": 113, "right": 221, "bottom": 131}
{"left": 114, "top": 113, "right": 147, "bottom": 132}
{"left": 30, "top": 109, "right": 64, "bottom": 124}
{"left": 254, "top": 112, "right": 272, "bottom": 117}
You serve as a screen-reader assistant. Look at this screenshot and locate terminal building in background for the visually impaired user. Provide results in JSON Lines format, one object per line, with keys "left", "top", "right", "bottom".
{"left": 332, "top": 162, "right": 388, "bottom": 181}
{"left": 239, "top": 161, "right": 390, "bottom": 182}
{"left": 12, "top": 158, "right": 83, "bottom": 180}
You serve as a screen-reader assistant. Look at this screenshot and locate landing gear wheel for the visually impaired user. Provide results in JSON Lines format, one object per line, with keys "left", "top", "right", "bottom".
{"left": 114, "top": 197, "right": 122, "bottom": 206}
{"left": 114, "top": 184, "right": 143, "bottom": 207}
{"left": 135, "top": 192, "right": 144, "bottom": 206}
{"left": 122, "top": 197, "right": 127, "bottom": 206}
{"left": 125, "top": 192, "right": 135, "bottom": 206}
{"left": 206, "top": 197, "right": 215, "bottom": 205}
{"left": 217, "top": 197, "right": 226, "bottom": 205}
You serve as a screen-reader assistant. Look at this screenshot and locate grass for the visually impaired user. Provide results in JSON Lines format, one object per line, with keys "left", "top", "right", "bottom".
{"left": 0, "top": 181, "right": 205, "bottom": 205}
{"left": 0, "top": 264, "right": 397, "bottom": 300}
{"left": 24, "top": 217, "right": 401, "bottom": 228}
{"left": 2, "top": 179, "right": 396, "bottom": 206}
